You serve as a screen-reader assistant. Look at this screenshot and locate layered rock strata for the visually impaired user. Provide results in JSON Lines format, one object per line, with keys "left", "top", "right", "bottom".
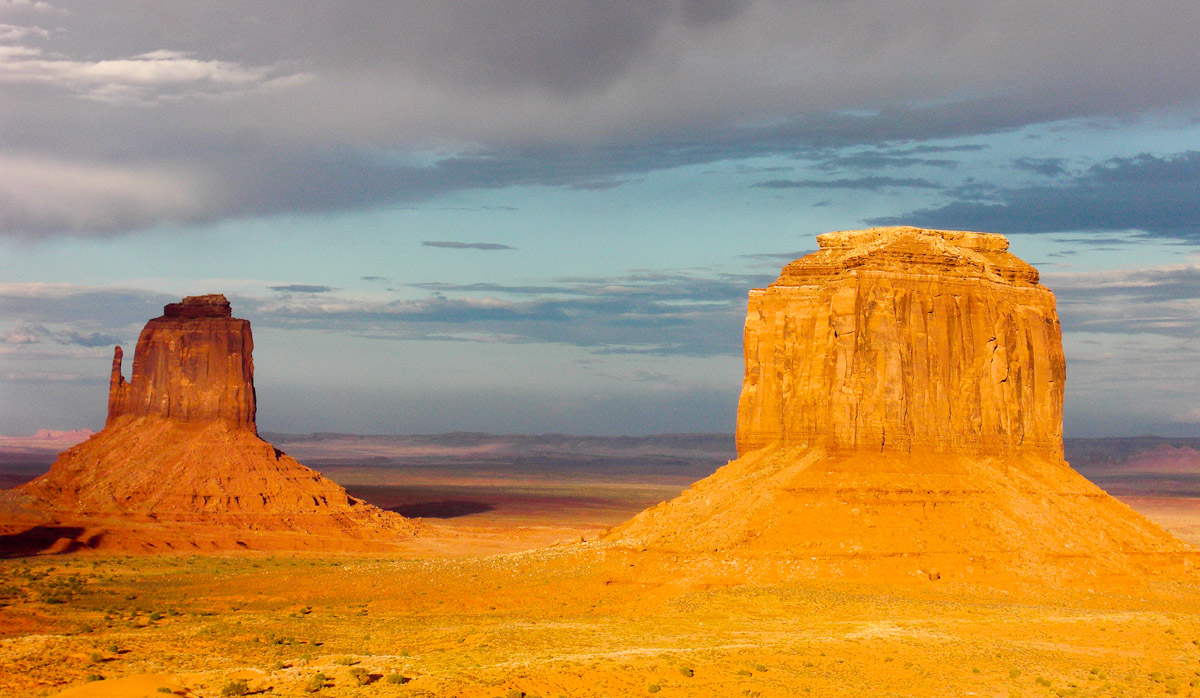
{"left": 610, "top": 227, "right": 1193, "bottom": 579}
{"left": 9, "top": 295, "right": 415, "bottom": 543}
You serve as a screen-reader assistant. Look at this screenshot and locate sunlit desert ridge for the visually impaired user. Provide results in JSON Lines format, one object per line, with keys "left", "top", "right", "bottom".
{"left": 1, "top": 227, "right": 1199, "bottom": 698}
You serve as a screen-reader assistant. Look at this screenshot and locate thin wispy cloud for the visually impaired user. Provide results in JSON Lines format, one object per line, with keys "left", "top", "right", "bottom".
{"left": 422, "top": 241, "right": 516, "bottom": 251}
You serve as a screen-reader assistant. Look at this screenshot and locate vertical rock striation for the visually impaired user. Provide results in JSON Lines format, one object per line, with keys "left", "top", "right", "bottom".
{"left": 107, "top": 294, "right": 256, "bottom": 429}
{"left": 737, "top": 227, "right": 1064, "bottom": 457}
{"left": 609, "top": 227, "right": 1194, "bottom": 580}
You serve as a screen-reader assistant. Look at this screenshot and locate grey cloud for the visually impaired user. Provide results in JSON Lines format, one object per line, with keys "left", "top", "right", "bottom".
{"left": 1012, "top": 156, "right": 1070, "bottom": 177}
{"left": 5, "top": 1, "right": 1200, "bottom": 237}
{"left": 751, "top": 176, "right": 941, "bottom": 191}
{"left": 0, "top": 271, "right": 772, "bottom": 359}
{"left": 872, "top": 151, "right": 1200, "bottom": 241}
{"left": 0, "top": 317, "right": 121, "bottom": 347}
{"left": 1046, "top": 265, "right": 1200, "bottom": 338}
{"left": 736, "top": 250, "right": 814, "bottom": 263}
{"left": 269, "top": 284, "right": 335, "bottom": 293}
{"left": 809, "top": 151, "right": 960, "bottom": 171}
{"left": 422, "top": 241, "right": 516, "bottom": 251}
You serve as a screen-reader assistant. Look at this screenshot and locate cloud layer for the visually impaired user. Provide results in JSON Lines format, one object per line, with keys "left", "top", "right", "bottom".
{"left": 3, "top": 1, "right": 1200, "bottom": 236}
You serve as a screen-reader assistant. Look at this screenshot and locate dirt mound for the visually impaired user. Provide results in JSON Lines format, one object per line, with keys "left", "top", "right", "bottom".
{"left": 1, "top": 294, "right": 416, "bottom": 551}
{"left": 609, "top": 227, "right": 1195, "bottom": 580}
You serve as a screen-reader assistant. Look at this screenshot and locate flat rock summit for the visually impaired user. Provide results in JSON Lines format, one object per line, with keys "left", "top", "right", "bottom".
{"left": 610, "top": 227, "right": 1194, "bottom": 580}
{"left": 3, "top": 294, "right": 415, "bottom": 552}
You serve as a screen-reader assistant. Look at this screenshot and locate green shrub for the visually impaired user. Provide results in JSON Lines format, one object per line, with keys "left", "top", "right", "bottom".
{"left": 754, "top": 664, "right": 767, "bottom": 672}
{"left": 349, "top": 667, "right": 369, "bottom": 686}
{"left": 647, "top": 684, "right": 661, "bottom": 693}
{"left": 385, "top": 673, "right": 407, "bottom": 685}
{"left": 305, "top": 672, "right": 327, "bottom": 693}
{"left": 89, "top": 651, "right": 103, "bottom": 663}
{"left": 220, "top": 679, "right": 249, "bottom": 696}
{"left": 736, "top": 669, "right": 752, "bottom": 676}
{"left": 679, "top": 667, "right": 694, "bottom": 678}
{"left": 149, "top": 611, "right": 162, "bottom": 621}
{"left": 333, "top": 655, "right": 356, "bottom": 666}
{"left": 1010, "top": 668, "right": 1021, "bottom": 679}
{"left": 505, "top": 689, "right": 524, "bottom": 698}
{"left": 156, "top": 689, "right": 173, "bottom": 694}
{"left": 84, "top": 674, "right": 104, "bottom": 682}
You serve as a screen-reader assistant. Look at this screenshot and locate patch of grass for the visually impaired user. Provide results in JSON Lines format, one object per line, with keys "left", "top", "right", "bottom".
{"left": 220, "top": 679, "right": 249, "bottom": 696}
{"left": 349, "top": 667, "right": 369, "bottom": 686}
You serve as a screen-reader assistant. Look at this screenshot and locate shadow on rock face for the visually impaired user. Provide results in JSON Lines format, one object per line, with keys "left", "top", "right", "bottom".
{"left": 388, "top": 501, "right": 496, "bottom": 519}
{"left": 0, "top": 525, "right": 102, "bottom": 558}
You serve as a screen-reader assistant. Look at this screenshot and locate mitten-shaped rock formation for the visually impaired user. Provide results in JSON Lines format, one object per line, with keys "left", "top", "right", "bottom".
{"left": 610, "top": 228, "right": 1193, "bottom": 580}
{"left": 8, "top": 295, "right": 415, "bottom": 546}
{"left": 107, "top": 294, "right": 256, "bottom": 429}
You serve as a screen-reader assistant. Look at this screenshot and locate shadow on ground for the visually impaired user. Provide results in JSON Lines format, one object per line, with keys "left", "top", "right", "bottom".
{"left": 0, "top": 526, "right": 101, "bottom": 558}
{"left": 388, "top": 501, "right": 496, "bottom": 519}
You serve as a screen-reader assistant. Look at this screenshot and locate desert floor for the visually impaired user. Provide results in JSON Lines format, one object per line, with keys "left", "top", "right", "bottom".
{"left": 2, "top": 433, "right": 1199, "bottom": 697}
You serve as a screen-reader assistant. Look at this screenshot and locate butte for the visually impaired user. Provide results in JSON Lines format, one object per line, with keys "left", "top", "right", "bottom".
{"left": 608, "top": 227, "right": 1195, "bottom": 581}
{"left": 1, "top": 294, "right": 415, "bottom": 553}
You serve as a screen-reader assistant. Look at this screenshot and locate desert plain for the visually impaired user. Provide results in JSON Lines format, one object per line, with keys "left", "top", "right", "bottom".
{"left": 2, "top": 430, "right": 1199, "bottom": 698}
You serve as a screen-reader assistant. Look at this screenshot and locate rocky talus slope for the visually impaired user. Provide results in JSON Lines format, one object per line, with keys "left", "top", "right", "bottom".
{"left": 610, "top": 227, "right": 1193, "bottom": 580}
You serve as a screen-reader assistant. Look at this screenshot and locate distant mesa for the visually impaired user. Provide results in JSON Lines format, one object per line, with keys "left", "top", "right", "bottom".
{"left": 2, "top": 294, "right": 416, "bottom": 552}
{"left": 609, "top": 227, "right": 1195, "bottom": 580}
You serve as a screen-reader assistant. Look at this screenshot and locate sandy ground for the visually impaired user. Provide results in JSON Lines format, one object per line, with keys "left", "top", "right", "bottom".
{"left": 2, "top": 433, "right": 1199, "bottom": 697}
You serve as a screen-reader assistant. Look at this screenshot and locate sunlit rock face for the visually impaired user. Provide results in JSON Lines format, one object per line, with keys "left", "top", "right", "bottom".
{"left": 736, "top": 227, "right": 1065, "bottom": 458}
{"left": 107, "top": 294, "right": 256, "bottom": 430}
{"left": 610, "top": 227, "right": 1194, "bottom": 581}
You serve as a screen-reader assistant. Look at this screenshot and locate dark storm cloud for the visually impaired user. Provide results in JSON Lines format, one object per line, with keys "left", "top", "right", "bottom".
{"left": 422, "top": 241, "right": 516, "bottom": 251}
{"left": 872, "top": 152, "right": 1200, "bottom": 241}
{"left": 4, "top": 1, "right": 1200, "bottom": 237}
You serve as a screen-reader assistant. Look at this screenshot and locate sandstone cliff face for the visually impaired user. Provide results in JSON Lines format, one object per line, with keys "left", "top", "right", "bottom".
{"left": 10, "top": 294, "right": 415, "bottom": 545}
{"left": 108, "top": 294, "right": 256, "bottom": 430}
{"left": 736, "top": 227, "right": 1064, "bottom": 458}
{"left": 610, "top": 227, "right": 1193, "bottom": 580}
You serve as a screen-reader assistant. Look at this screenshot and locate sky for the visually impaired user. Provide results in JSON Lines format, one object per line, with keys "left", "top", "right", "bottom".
{"left": 1, "top": 1, "right": 1199, "bottom": 438}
